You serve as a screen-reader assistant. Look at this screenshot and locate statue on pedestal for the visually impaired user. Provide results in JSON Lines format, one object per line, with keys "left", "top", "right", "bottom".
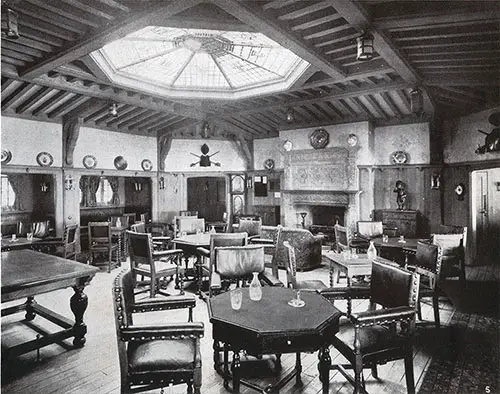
{"left": 393, "top": 180, "right": 407, "bottom": 210}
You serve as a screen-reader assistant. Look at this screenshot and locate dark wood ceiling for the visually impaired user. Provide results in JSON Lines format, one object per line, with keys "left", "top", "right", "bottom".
{"left": 1, "top": 0, "right": 499, "bottom": 140}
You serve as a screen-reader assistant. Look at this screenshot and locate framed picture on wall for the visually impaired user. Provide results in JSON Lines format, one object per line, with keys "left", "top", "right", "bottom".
{"left": 254, "top": 176, "right": 268, "bottom": 197}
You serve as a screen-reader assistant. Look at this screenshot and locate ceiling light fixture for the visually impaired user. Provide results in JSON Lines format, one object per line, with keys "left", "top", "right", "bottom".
{"left": 1, "top": 7, "right": 19, "bottom": 40}
{"left": 356, "top": 32, "right": 374, "bottom": 61}
{"left": 286, "top": 107, "right": 295, "bottom": 123}
{"left": 410, "top": 87, "right": 423, "bottom": 116}
{"left": 109, "top": 103, "right": 118, "bottom": 117}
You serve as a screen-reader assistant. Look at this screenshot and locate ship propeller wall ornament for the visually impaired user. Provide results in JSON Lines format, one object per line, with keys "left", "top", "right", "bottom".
{"left": 190, "top": 144, "right": 220, "bottom": 167}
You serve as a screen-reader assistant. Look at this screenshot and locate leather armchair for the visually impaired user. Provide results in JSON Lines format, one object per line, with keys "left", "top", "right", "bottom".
{"left": 113, "top": 270, "right": 204, "bottom": 394}
{"left": 319, "top": 259, "right": 420, "bottom": 394}
{"left": 272, "top": 226, "right": 323, "bottom": 271}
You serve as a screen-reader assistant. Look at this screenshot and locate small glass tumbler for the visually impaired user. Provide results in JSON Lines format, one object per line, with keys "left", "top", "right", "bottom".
{"left": 230, "top": 288, "right": 242, "bottom": 310}
{"left": 27, "top": 232, "right": 33, "bottom": 241}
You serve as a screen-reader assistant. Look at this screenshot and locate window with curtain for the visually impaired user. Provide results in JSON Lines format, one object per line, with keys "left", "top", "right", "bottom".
{"left": 1, "top": 175, "right": 16, "bottom": 209}
{"left": 79, "top": 176, "right": 118, "bottom": 207}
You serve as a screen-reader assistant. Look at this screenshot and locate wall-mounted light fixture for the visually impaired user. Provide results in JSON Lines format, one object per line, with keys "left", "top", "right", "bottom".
{"left": 246, "top": 176, "right": 252, "bottom": 189}
{"left": 65, "top": 175, "right": 74, "bottom": 191}
{"left": 1, "top": 8, "right": 19, "bottom": 40}
{"left": 109, "top": 102, "right": 118, "bottom": 117}
{"left": 286, "top": 107, "right": 295, "bottom": 123}
{"left": 159, "top": 176, "right": 165, "bottom": 190}
{"left": 431, "top": 172, "right": 441, "bottom": 190}
{"left": 40, "top": 182, "right": 49, "bottom": 193}
{"left": 495, "top": 181, "right": 500, "bottom": 191}
{"left": 134, "top": 181, "right": 142, "bottom": 192}
{"left": 356, "top": 32, "right": 374, "bottom": 61}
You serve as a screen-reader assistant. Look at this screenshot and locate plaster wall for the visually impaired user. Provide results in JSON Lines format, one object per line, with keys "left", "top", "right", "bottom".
{"left": 253, "top": 137, "right": 284, "bottom": 170}
{"left": 1, "top": 117, "right": 62, "bottom": 167}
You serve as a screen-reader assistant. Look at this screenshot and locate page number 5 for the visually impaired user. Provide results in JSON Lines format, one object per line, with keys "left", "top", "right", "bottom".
{"left": 485, "top": 386, "right": 490, "bottom": 393}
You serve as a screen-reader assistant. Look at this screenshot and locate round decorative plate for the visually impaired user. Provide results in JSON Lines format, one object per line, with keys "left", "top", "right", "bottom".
{"left": 309, "top": 128, "right": 329, "bottom": 149}
{"left": 347, "top": 134, "right": 358, "bottom": 147}
{"left": 36, "top": 151, "right": 54, "bottom": 167}
{"left": 1, "top": 149, "right": 12, "bottom": 164}
{"left": 82, "top": 154, "right": 97, "bottom": 169}
{"left": 114, "top": 155, "right": 128, "bottom": 170}
{"left": 264, "top": 158, "right": 275, "bottom": 170}
{"left": 283, "top": 140, "right": 293, "bottom": 152}
{"left": 141, "top": 159, "right": 153, "bottom": 171}
{"left": 391, "top": 151, "right": 408, "bottom": 164}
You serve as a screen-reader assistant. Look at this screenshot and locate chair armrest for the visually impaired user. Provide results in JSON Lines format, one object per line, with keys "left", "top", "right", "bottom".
{"left": 152, "top": 236, "right": 171, "bottom": 242}
{"left": 250, "top": 238, "right": 275, "bottom": 245}
{"left": 121, "top": 322, "right": 204, "bottom": 341}
{"left": 351, "top": 306, "right": 416, "bottom": 327}
{"left": 259, "top": 272, "right": 283, "bottom": 287}
{"left": 319, "top": 286, "right": 371, "bottom": 300}
{"left": 152, "top": 249, "right": 183, "bottom": 258}
{"left": 132, "top": 295, "right": 196, "bottom": 313}
{"left": 210, "top": 272, "right": 222, "bottom": 289}
{"left": 197, "top": 247, "right": 210, "bottom": 258}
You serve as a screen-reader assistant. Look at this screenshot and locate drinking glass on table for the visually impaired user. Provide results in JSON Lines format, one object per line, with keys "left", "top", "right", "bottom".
{"left": 230, "top": 288, "right": 243, "bottom": 310}
{"left": 27, "top": 232, "right": 33, "bottom": 242}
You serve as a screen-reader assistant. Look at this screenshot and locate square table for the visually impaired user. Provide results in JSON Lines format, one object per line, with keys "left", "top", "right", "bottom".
{"left": 1, "top": 249, "right": 99, "bottom": 360}
{"left": 208, "top": 287, "right": 342, "bottom": 393}
{"left": 1, "top": 236, "right": 41, "bottom": 251}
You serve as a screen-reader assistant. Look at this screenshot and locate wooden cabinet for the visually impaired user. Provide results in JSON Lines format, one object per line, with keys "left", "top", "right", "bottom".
{"left": 373, "top": 209, "right": 420, "bottom": 238}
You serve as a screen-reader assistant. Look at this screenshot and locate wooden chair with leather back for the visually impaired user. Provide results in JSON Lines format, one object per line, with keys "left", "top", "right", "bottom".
{"left": 88, "top": 221, "right": 120, "bottom": 273}
{"left": 334, "top": 224, "right": 351, "bottom": 253}
{"left": 432, "top": 226, "right": 467, "bottom": 287}
{"left": 235, "top": 216, "right": 262, "bottom": 241}
{"left": 413, "top": 241, "right": 443, "bottom": 328}
{"left": 320, "top": 259, "right": 420, "bottom": 394}
{"left": 32, "top": 224, "right": 79, "bottom": 260}
{"left": 113, "top": 269, "right": 204, "bottom": 394}
{"left": 127, "top": 230, "right": 184, "bottom": 298}
{"left": 130, "top": 221, "right": 171, "bottom": 251}
{"left": 283, "top": 241, "right": 327, "bottom": 291}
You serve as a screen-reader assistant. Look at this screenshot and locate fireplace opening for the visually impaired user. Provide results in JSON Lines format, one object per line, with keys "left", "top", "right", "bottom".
{"left": 309, "top": 205, "right": 346, "bottom": 243}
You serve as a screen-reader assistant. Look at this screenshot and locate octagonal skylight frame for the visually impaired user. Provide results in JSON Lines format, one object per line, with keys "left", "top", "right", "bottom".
{"left": 91, "top": 26, "right": 310, "bottom": 100}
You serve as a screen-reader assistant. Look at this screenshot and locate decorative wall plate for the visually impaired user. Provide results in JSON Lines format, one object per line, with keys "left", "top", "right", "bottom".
{"left": 1, "top": 149, "right": 12, "bottom": 164}
{"left": 82, "top": 154, "right": 97, "bottom": 169}
{"left": 283, "top": 140, "right": 293, "bottom": 152}
{"left": 391, "top": 151, "right": 408, "bottom": 164}
{"left": 309, "top": 128, "right": 329, "bottom": 149}
{"left": 264, "top": 158, "right": 275, "bottom": 170}
{"left": 347, "top": 134, "right": 358, "bottom": 147}
{"left": 141, "top": 159, "right": 153, "bottom": 171}
{"left": 36, "top": 151, "right": 54, "bottom": 167}
{"left": 114, "top": 155, "right": 128, "bottom": 170}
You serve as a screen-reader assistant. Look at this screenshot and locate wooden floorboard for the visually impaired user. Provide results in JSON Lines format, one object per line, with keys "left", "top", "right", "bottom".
{"left": 1, "top": 260, "right": 498, "bottom": 394}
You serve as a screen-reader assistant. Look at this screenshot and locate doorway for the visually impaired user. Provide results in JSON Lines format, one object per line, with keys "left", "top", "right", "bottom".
{"left": 187, "top": 177, "right": 226, "bottom": 222}
{"left": 471, "top": 168, "right": 500, "bottom": 264}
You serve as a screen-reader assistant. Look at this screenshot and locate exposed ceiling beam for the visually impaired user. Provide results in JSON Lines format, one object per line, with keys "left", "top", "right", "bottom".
{"left": 209, "top": 0, "right": 346, "bottom": 79}
{"left": 328, "top": 0, "right": 419, "bottom": 84}
{"left": 19, "top": 0, "right": 204, "bottom": 79}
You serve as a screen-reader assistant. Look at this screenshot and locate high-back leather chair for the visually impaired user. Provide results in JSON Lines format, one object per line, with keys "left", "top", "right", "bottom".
{"left": 283, "top": 241, "right": 326, "bottom": 291}
{"left": 414, "top": 242, "right": 443, "bottom": 328}
{"left": 130, "top": 221, "right": 171, "bottom": 251}
{"left": 320, "top": 259, "right": 420, "bottom": 394}
{"left": 88, "top": 221, "right": 119, "bottom": 273}
{"left": 32, "top": 224, "right": 79, "bottom": 260}
{"left": 174, "top": 216, "right": 205, "bottom": 237}
{"left": 432, "top": 226, "right": 467, "bottom": 286}
{"left": 127, "top": 230, "right": 184, "bottom": 298}
{"left": 235, "top": 216, "right": 262, "bottom": 240}
{"left": 113, "top": 270, "right": 204, "bottom": 394}
{"left": 334, "top": 224, "right": 351, "bottom": 253}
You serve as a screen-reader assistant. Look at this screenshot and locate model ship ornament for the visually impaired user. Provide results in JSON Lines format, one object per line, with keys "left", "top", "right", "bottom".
{"left": 190, "top": 143, "right": 220, "bottom": 167}
{"left": 475, "top": 112, "right": 500, "bottom": 154}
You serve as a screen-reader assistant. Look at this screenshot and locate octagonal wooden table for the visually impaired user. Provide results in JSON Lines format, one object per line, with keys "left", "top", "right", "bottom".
{"left": 208, "top": 286, "right": 342, "bottom": 393}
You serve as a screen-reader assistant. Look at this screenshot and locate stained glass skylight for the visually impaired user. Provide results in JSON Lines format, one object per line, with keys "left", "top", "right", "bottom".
{"left": 91, "top": 26, "right": 310, "bottom": 100}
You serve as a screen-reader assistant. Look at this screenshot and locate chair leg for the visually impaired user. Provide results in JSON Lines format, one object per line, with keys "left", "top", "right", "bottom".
{"left": 371, "top": 365, "right": 378, "bottom": 379}
{"left": 404, "top": 353, "right": 416, "bottom": 394}
{"left": 432, "top": 293, "right": 441, "bottom": 328}
{"left": 354, "top": 355, "right": 363, "bottom": 394}
{"left": 108, "top": 250, "right": 111, "bottom": 273}
{"left": 417, "top": 299, "right": 423, "bottom": 321}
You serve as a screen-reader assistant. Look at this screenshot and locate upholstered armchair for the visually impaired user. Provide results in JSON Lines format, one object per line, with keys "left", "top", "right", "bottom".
{"left": 319, "top": 259, "right": 420, "bottom": 394}
{"left": 272, "top": 227, "right": 323, "bottom": 271}
{"left": 113, "top": 270, "right": 204, "bottom": 394}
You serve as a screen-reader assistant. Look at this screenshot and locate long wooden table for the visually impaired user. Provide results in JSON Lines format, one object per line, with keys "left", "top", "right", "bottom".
{"left": 1, "top": 249, "right": 99, "bottom": 360}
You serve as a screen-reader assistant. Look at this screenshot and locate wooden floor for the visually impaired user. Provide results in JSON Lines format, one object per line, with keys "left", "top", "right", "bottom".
{"left": 2, "top": 257, "right": 499, "bottom": 394}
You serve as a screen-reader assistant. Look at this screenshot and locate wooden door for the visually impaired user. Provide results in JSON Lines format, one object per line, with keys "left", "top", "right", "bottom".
{"left": 474, "top": 171, "right": 489, "bottom": 261}
{"left": 187, "top": 177, "right": 226, "bottom": 222}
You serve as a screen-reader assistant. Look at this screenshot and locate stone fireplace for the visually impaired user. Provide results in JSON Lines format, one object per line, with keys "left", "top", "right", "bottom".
{"left": 281, "top": 146, "right": 360, "bottom": 230}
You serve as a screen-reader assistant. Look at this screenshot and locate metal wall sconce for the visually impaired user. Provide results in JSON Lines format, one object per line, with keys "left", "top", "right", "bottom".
{"left": 431, "top": 172, "right": 441, "bottom": 189}
{"left": 134, "top": 181, "right": 142, "bottom": 192}
{"left": 246, "top": 176, "right": 252, "bottom": 189}
{"left": 286, "top": 107, "right": 295, "bottom": 123}
{"left": 40, "top": 182, "right": 49, "bottom": 193}
{"left": 65, "top": 175, "right": 74, "bottom": 191}
{"left": 356, "top": 32, "right": 374, "bottom": 61}
{"left": 2, "top": 8, "right": 19, "bottom": 40}
{"left": 159, "top": 177, "right": 165, "bottom": 190}
{"left": 495, "top": 182, "right": 500, "bottom": 191}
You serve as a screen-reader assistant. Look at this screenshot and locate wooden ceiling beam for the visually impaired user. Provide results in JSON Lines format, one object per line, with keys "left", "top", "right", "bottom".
{"left": 19, "top": 0, "right": 204, "bottom": 79}
{"left": 210, "top": 0, "right": 346, "bottom": 79}
{"left": 380, "top": 91, "right": 404, "bottom": 118}
{"left": 1, "top": 83, "right": 37, "bottom": 110}
{"left": 48, "top": 95, "right": 91, "bottom": 118}
{"left": 32, "top": 91, "right": 71, "bottom": 116}
{"left": 23, "top": 0, "right": 101, "bottom": 28}
{"left": 278, "top": 1, "right": 332, "bottom": 21}
{"left": 328, "top": 0, "right": 419, "bottom": 84}
{"left": 15, "top": 86, "right": 50, "bottom": 114}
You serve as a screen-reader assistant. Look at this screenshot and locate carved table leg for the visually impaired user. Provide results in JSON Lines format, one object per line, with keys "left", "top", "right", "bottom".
{"left": 318, "top": 346, "right": 331, "bottom": 394}
{"left": 295, "top": 352, "right": 303, "bottom": 386}
{"left": 195, "top": 255, "right": 203, "bottom": 297}
{"left": 232, "top": 349, "right": 241, "bottom": 393}
{"left": 71, "top": 284, "right": 89, "bottom": 347}
{"left": 25, "top": 296, "right": 37, "bottom": 321}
